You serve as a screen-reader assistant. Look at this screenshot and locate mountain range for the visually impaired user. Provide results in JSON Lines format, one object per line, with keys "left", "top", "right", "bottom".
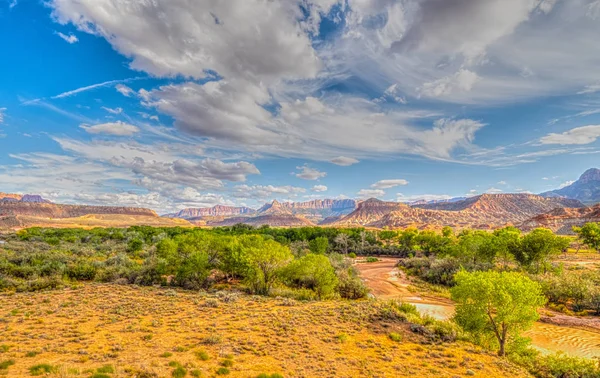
{"left": 542, "top": 168, "right": 600, "bottom": 204}
{"left": 2, "top": 168, "right": 600, "bottom": 233}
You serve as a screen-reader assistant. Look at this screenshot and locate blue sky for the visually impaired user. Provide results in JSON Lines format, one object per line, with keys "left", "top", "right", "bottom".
{"left": 1, "top": 0, "right": 600, "bottom": 213}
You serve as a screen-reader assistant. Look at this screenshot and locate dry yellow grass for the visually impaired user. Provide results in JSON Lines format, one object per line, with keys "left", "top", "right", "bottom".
{"left": 11, "top": 214, "right": 193, "bottom": 230}
{"left": 0, "top": 284, "right": 530, "bottom": 377}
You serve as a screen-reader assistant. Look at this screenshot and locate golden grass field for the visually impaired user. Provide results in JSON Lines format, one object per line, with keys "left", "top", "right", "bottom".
{"left": 0, "top": 284, "right": 530, "bottom": 377}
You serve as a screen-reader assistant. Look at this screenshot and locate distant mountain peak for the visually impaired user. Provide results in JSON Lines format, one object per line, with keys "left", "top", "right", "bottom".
{"left": 579, "top": 168, "right": 600, "bottom": 183}
{"left": 541, "top": 168, "right": 600, "bottom": 204}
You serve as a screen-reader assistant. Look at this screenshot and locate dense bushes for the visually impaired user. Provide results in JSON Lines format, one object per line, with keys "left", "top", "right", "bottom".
{"left": 0, "top": 227, "right": 367, "bottom": 300}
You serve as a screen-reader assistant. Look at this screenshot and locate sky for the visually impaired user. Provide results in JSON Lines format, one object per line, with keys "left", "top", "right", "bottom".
{"left": 1, "top": 0, "right": 600, "bottom": 213}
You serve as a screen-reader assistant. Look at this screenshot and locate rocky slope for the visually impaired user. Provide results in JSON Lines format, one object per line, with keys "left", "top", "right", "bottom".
{"left": 520, "top": 205, "right": 600, "bottom": 234}
{"left": 165, "top": 205, "right": 255, "bottom": 219}
{"left": 208, "top": 200, "right": 315, "bottom": 227}
{"left": 0, "top": 202, "right": 158, "bottom": 219}
{"left": 166, "top": 199, "right": 356, "bottom": 223}
{"left": 0, "top": 193, "right": 51, "bottom": 203}
{"left": 542, "top": 168, "right": 600, "bottom": 204}
{"left": 334, "top": 194, "right": 584, "bottom": 229}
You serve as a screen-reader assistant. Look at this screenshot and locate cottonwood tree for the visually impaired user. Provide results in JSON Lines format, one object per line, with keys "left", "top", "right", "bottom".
{"left": 513, "top": 228, "right": 569, "bottom": 272}
{"left": 574, "top": 223, "right": 600, "bottom": 252}
{"left": 451, "top": 270, "right": 546, "bottom": 356}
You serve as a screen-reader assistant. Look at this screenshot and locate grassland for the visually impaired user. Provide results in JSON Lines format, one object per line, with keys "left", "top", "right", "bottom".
{"left": 0, "top": 284, "right": 529, "bottom": 377}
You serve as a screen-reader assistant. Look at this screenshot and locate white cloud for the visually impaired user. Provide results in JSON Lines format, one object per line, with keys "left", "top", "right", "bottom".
{"left": 418, "top": 69, "right": 480, "bottom": 98}
{"left": 397, "top": 193, "right": 453, "bottom": 203}
{"left": 295, "top": 165, "right": 327, "bottom": 180}
{"left": 578, "top": 83, "right": 600, "bottom": 95}
{"left": 486, "top": 187, "right": 503, "bottom": 194}
{"left": 311, "top": 185, "right": 328, "bottom": 192}
{"left": 357, "top": 189, "right": 385, "bottom": 199}
{"left": 559, "top": 180, "right": 575, "bottom": 189}
{"left": 9, "top": 0, "right": 17, "bottom": 8}
{"left": 0, "top": 108, "right": 5, "bottom": 124}
{"left": 115, "top": 84, "right": 134, "bottom": 97}
{"left": 232, "top": 184, "right": 306, "bottom": 199}
{"left": 540, "top": 125, "right": 600, "bottom": 145}
{"left": 330, "top": 156, "right": 359, "bottom": 166}
{"left": 51, "top": 0, "right": 321, "bottom": 83}
{"left": 371, "top": 179, "right": 409, "bottom": 189}
{"left": 80, "top": 121, "right": 139, "bottom": 136}
{"left": 55, "top": 31, "right": 78, "bottom": 44}
{"left": 101, "top": 106, "right": 123, "bottom": 115}
{"left": 497, "top": 181, "right": 507, "bottom": 185}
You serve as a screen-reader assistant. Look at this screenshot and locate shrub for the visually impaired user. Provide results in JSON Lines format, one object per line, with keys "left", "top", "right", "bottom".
{"left": 366, "top": 257, "right": 378, "bottom": 263}
{"left": 531, "top": 353, "right": 600, "bottom": 378}
{"left": 282, "top": 254, "right": 339, "bottom": 299}
{"left": 172, "top": 366, "right": 187, "bottom": 378}
{"left": 388, "top": 332, "right": 402, "bottom": 342}
{"left": 0, "top": 359, "right": 15, "bottom": 370}
{"left": 30, "top": 364, "right": 57, "bottom": 376}
{"left": 97, "top": 365, "right": 115, "bottom": 373}
{"left": 216, "top": 367, "right": 230, "bottom": 375}
{"left": 195, "top": 350, "right": 210, "bottom": 361}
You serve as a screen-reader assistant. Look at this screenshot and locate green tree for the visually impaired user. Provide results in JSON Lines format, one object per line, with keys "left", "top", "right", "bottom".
{"left": 283, "top": 254, "right": 339, "bottom": 299}
{"left": 451, "top": 270, "right": 546, "bottom": 356}
{"left": 309, "top": 237, "right": 329, "bottom": 254}
{"left": 514, "top": 228, "right": 569, "bottom": 272}
{"left": 416, "top": 230, "right": 452, "bottom": 256}
{"left": 379, "top": 230, "right": 397, "bottom": 246}
{"left": 397, "top": 228, "right": 418, "bottom": 253}
{"left": 334, "top": 233, "right": 350, "bottom": 255}
{"left": 574, "top": 222, "right": 600, "bottom": 252}
{"left": 241, "top": 236, "right": 292, "bottom": 295}
{"left": 491, "top": 227, "right": 520, "bottom": 269}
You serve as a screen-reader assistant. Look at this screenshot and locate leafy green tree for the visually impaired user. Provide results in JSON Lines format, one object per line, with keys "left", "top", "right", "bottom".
{"left": 451, "top": 270, "right": 546, "bottom": 356}
{"left": 309, "top": 237, "right": 329, "bottom": 255}
{"left": 416, "top": 230, "right": 452, "bottom": 256}
{"left": 241, "top": 235, "right": 292, "bottom": 295}
{"left": 491, "top": 227, "right": 521, "bottom": 269}
{"left": 454, "top": 230, "right": 493, "bottom": 264}
{"left": 442, "top": 226, "right": 454, "bottom": 238}
{"left": 514, "top": 228, "right": 569, "bottom": 272}
{"left": 378, "top": 230, "right": 397, "bottom": 246}
{"left": 574, "top": 222, "right": 600, "bottom": 252}
{"left": 397, "top": 228, "right": 418, "bottom": 253}
{"left": 126, "top": 238, "right": 144, "bottom": 253}
{"left": 283, "top": 254, "right": 338, "bottom": 299}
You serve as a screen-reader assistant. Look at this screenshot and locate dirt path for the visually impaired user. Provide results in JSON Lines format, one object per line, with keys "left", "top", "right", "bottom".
{"left": 355, "top": 258, "right": 455, "bottom": 320}
{"left": 355, "top": 258, "right": 600, "bottom": 358}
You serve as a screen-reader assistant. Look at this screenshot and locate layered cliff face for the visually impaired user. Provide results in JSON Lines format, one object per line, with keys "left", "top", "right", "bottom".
{"left": 0, "top": 202, "right": 158, "bottom": 219}
{"left": 333, "top": 194, "right": 584, "bottom": 230}
{"left": 166, "top": 205, "right": 255, "bottom": 219}
{"left": 333, "top": 199, "right": 408, "bottom": 226}
{"left": 165, "top": 199, "right": 357, "bottom": 224}
{"left": 208, "top": 200, "right": 315, "bottom": 227}
{"left": 520, "top": 205, "right": 600, "bottom": 235}
{"left": 542, "top": 168, "right": 600, "bottom": 204}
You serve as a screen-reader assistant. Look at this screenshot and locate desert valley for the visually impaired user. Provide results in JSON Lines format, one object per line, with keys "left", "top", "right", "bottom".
{"left": 3, "top": 168, "right": 600, "bottom": 234}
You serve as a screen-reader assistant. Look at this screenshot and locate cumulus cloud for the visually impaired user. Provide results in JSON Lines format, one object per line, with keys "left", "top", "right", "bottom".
{"left": 330, "top": 156, "right": 359, "bottom": 166}
{"left": 311, "top": 185, "right": 328, "bottom": 192}
{"left": 295, "top": 165, "right": 327, "bottom": 180}
{"left": 55, "top": 31, "right": 78, "bottom": 44}
{"left": 357, "top": 189, "right": 386, "bottom": 199}
{"left": 50, "top": 0, "right": 321, "bottom": 83}
{"left": 540, "top": 125, "right": 600, "bottom": 145}
{"left": 371, "top": 179, "right": 409, "bottom": 189}
{"left": 80, "top": 121, "right": 139, "bottom": 136}
{"left": 115, "top": 84, "right": 134, "bottom": 97}
{"left": 559, "top": 180, "right": 575, "bottom": 189}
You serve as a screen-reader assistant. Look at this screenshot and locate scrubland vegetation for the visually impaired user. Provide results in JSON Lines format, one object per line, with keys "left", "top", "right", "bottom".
{"left": 3, "top": 223, "right": 600, "bottom": 377}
